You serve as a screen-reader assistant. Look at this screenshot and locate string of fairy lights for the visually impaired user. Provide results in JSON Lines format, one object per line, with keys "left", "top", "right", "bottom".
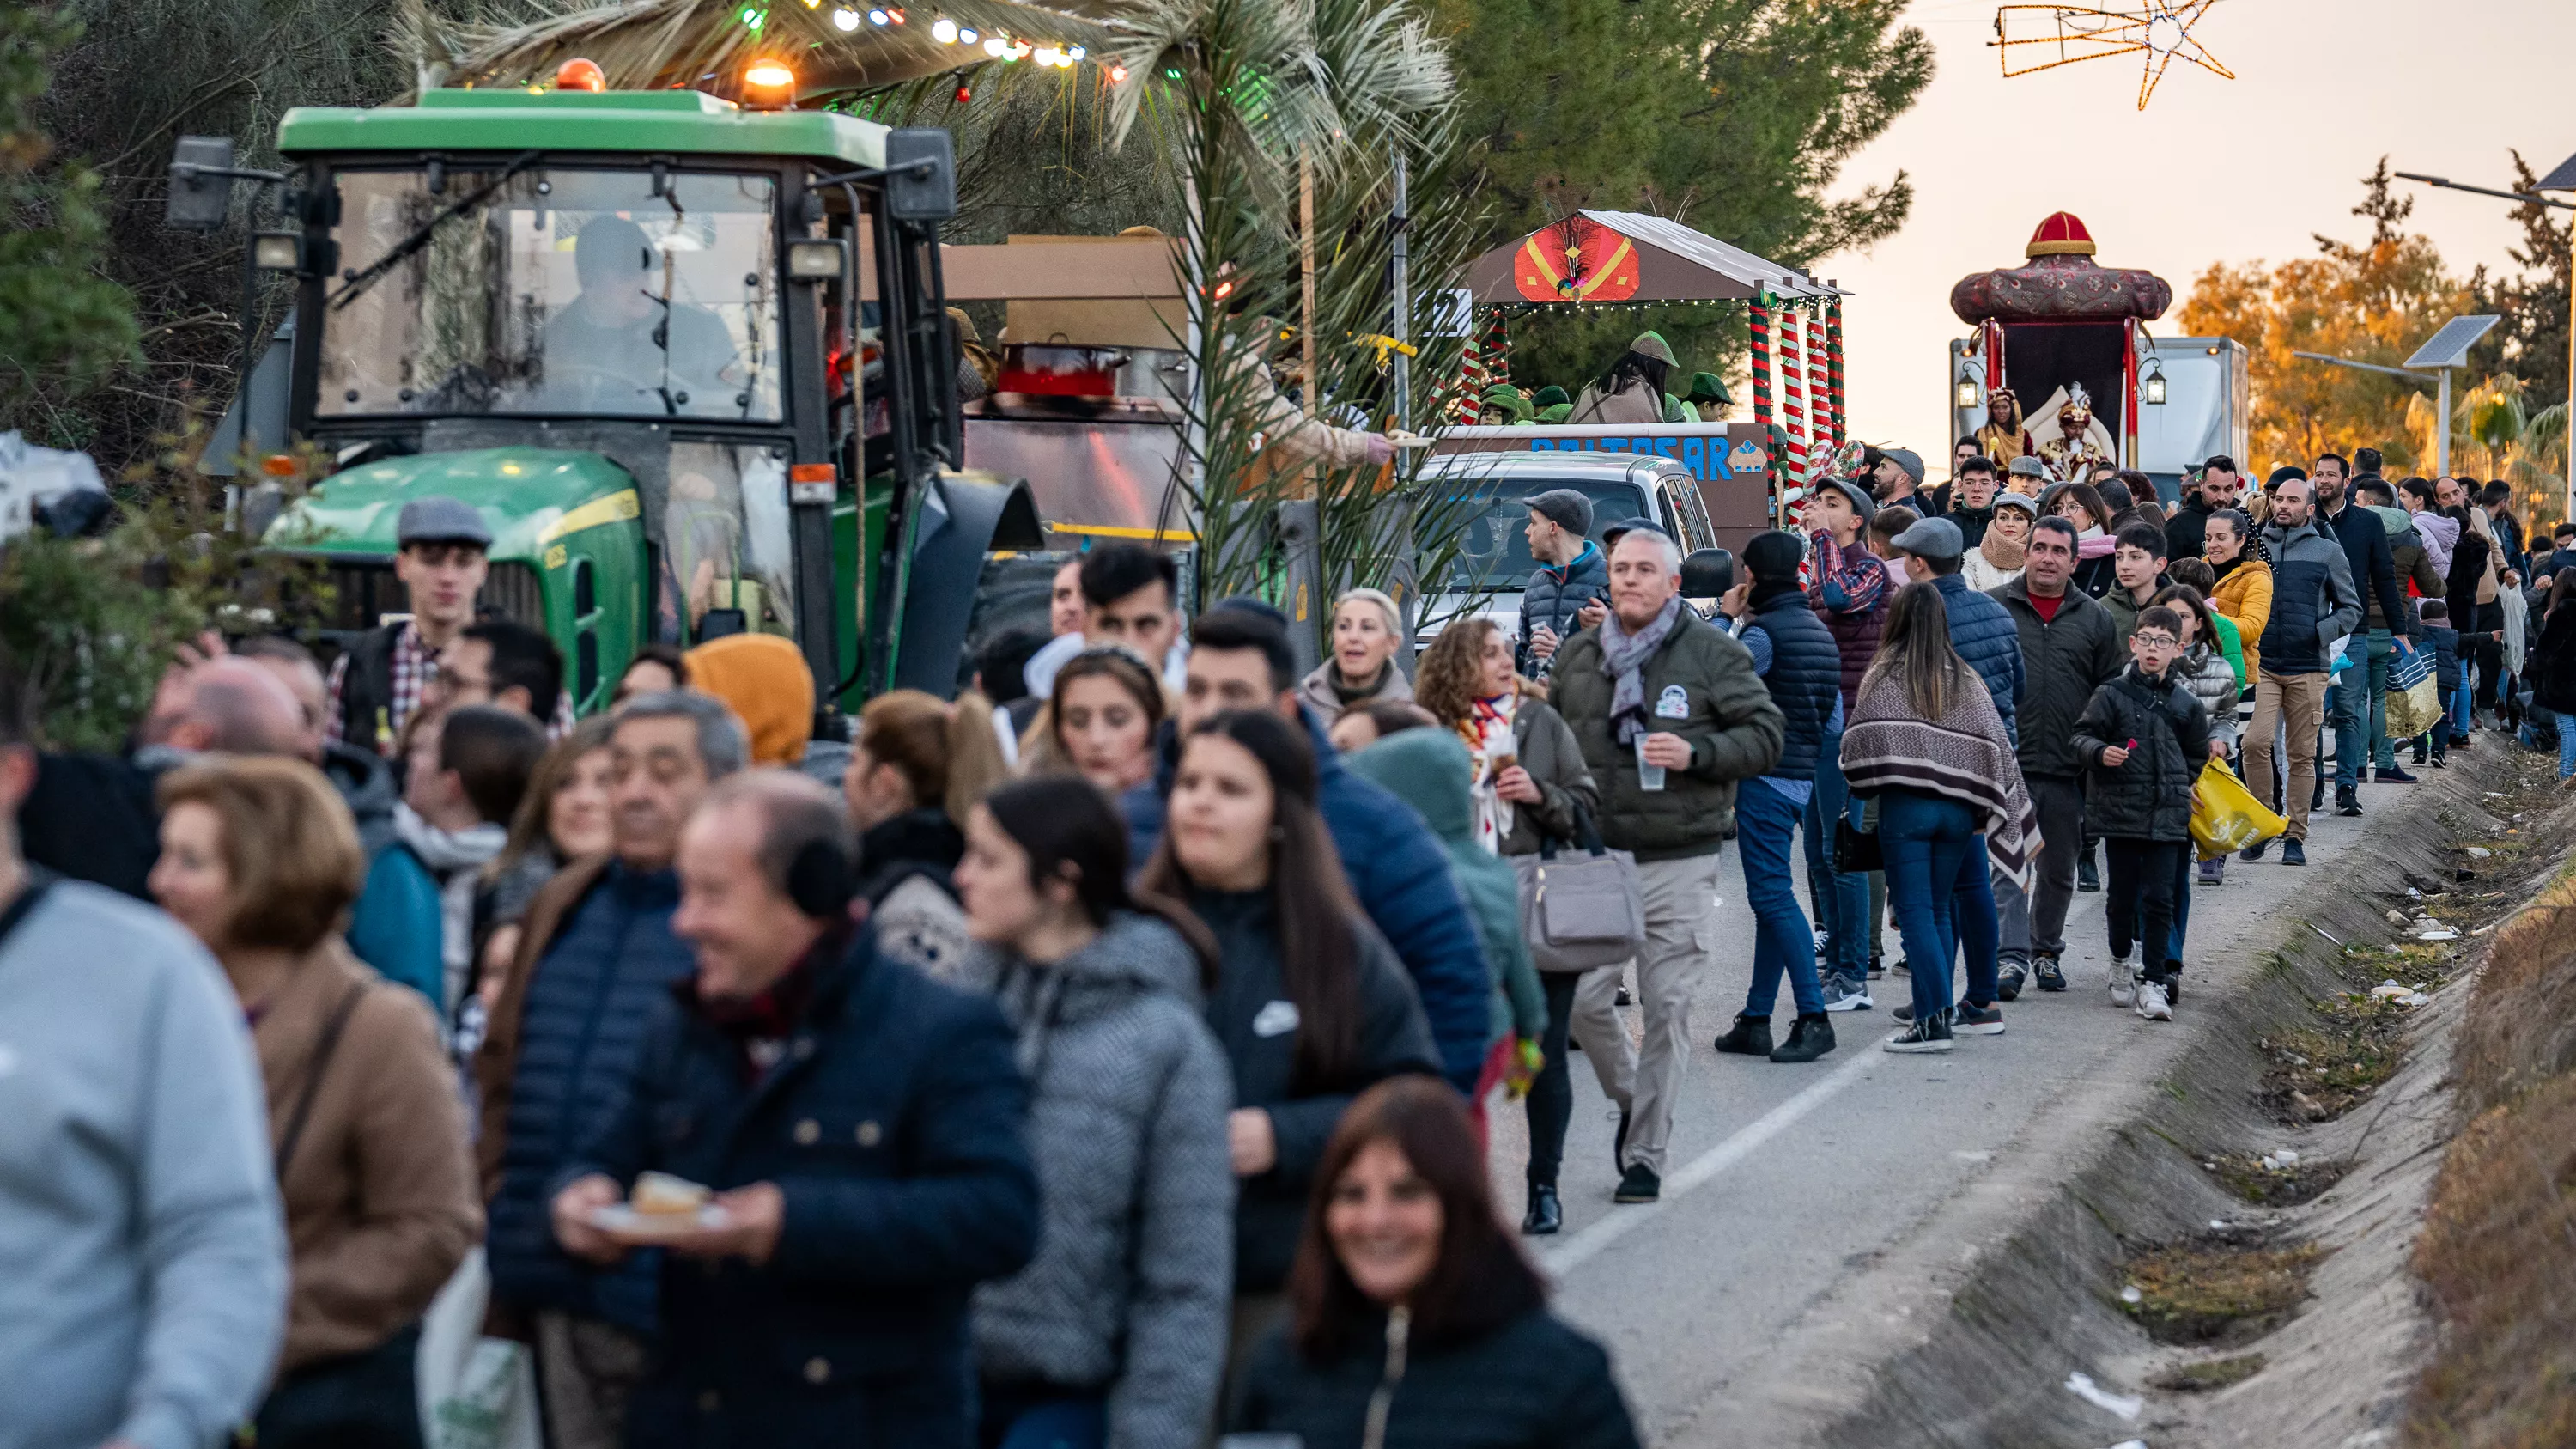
{"left": 742, "top": 1, "right": 1123, "bottom": 79}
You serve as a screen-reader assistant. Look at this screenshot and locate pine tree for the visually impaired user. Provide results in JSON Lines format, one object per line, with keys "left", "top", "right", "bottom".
{"left": 0, "top": 5, "right": 141, "bottom": 447}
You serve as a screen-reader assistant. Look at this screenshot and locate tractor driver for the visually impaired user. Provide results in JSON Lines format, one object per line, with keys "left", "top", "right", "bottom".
{"left": 542, "top": 216, "right": 740, "bottom": 414}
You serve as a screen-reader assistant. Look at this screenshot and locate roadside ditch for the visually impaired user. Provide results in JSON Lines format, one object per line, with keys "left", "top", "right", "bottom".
{"left": 1817, "top": 745, "right": 2569, "bottom": 1449}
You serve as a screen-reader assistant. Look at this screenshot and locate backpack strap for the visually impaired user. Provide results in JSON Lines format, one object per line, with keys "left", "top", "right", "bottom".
{"left": 334, "top": 623, "right": 406, "bottom": 758}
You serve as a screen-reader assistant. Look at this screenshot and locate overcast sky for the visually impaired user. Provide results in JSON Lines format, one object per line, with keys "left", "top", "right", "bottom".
{"left": 1818, "top": 0, "right": 2576, "bottom": 467}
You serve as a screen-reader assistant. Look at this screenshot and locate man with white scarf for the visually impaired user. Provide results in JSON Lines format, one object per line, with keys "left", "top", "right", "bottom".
{"left": 1548, "top": 527, "right": 1784, "bottom": 1205}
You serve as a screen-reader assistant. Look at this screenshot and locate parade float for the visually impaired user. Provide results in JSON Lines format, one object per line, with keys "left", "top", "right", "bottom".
{"left": 1446, "top": 210, "right": 1840, "bottom": 546}
{"left": 1946, "top": 210, "right": 2246, "bottom": 500}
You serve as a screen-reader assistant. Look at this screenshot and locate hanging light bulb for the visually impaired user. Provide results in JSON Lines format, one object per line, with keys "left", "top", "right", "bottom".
{"left": 982, "top": 33, "right": 1005, "bottom": 54}
{"left": 957, "top": 26, "right": 977, "bottom": 41}
{"left": 931, "top": 15, "right": 957, "bottom": 40}
{"left": 1068, "top": 45, "right": 1084, "bottom": 59}
{"left": 831, "top": 7, "right": 860, "bottom": 27}
{"left": 1108, "top": 63, "right": 1127, "bottom": 82}
{"left": 866, "top": 8, "right": 888, "bottom": 22}
{"left": 954, "top": 82, "right": 971, "bottom": 101}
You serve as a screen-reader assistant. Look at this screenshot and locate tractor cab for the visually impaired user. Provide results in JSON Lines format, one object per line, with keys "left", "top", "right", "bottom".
{"left": 170, "top": 80, "right": 1039, "bottom": 718}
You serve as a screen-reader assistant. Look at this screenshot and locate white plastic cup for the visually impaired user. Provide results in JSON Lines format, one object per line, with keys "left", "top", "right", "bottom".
{"left": 1636, "top": 734, "right": 1667, "bottom": 791}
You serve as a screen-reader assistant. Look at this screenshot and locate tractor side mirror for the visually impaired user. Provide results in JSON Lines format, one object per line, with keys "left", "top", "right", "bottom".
{"left": 884, "top": 128, "right": 957, "bottom": 223}
{"left": 165, "top": 136, "right": 239, "bottom": 231}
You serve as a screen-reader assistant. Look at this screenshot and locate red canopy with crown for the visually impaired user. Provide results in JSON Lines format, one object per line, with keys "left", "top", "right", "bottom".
{"left": 1948, "top": 211, "right": 2171, "bottom": 324}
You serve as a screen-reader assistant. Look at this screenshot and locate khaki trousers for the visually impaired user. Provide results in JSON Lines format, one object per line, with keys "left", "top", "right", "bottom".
{"left": 2246, "top": 671, "right": 2328, "bottom": 841}
{"left": 1570, "top": 851, "right": 1724, "bottom": 1176}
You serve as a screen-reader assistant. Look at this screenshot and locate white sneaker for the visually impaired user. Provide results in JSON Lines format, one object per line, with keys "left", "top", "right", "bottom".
{"left": 2136, "top": 980, "right": 2172, "bottom": 1020}
{"left": 2109, "top": 959, "right": 2136, "bottom": 1008}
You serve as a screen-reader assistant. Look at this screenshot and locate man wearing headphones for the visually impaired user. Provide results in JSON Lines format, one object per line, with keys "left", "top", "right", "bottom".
{"left": 552, "top": 771, "right": 1039, "bottom": 1446}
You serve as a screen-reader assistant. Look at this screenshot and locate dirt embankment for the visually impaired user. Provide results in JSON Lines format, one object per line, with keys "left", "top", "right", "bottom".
{"left": 1817, "top": 747, "right": 2573, "bottom": 1449}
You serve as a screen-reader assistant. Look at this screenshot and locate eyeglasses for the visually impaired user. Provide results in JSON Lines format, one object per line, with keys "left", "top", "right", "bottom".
{"left": 2131, "top": 632, "right": 2178, "bottom": 648}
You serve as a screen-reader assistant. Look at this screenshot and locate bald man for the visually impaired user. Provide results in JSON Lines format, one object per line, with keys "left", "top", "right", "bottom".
{"left": 21, "top": 654, "right": 306, "bottom": 898}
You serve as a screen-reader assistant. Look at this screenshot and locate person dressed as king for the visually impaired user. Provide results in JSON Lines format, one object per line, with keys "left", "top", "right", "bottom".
{"left": 2034, "top": 383, "right": 2117, "bottom": 477}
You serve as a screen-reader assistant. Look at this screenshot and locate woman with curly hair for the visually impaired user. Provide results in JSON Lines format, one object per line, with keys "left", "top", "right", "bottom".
{"left": 1413, "top": 618, "right": 1594, "bottom": 857}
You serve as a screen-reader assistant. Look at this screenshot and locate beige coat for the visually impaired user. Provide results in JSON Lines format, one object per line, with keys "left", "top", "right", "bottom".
{"left": 253, "top": 943, "right": 480, "bottom": 1372}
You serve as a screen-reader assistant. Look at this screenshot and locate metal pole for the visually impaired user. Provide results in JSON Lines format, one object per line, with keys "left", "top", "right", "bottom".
{"left": 2437, "top": 367, "right": 2451, "bottom": 478}
{"left": 1298, "top": 149, "right": 1317, "bottom": 422}
{"left": 1390, "top": 150, "right": 1411, "bottom": 432}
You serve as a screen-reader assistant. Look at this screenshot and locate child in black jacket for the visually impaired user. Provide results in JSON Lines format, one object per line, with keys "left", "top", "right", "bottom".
{"left": 2073, "top": 605, "right": 2215, "bottom": 1020}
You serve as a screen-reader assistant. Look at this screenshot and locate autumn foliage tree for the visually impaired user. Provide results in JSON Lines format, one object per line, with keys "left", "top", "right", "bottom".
{"left": 2179, "top": 161, "right": 2470, "bottom": 472}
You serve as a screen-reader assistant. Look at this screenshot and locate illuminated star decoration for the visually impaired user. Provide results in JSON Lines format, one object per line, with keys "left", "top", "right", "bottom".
{"left": 1990, "top": 0, "right": 2234, "bottom": 110}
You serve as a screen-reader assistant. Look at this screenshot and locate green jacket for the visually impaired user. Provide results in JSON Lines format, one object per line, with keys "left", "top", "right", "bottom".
{"left": 1547, "top": 606, "right": 1783, "bottom": 860}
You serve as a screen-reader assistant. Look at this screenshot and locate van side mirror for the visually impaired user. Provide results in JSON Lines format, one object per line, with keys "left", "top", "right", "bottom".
{"left": 1680, "top": 547, "right": 1734, "bottom": 600}
{"left": 166, "top": 136, "right": 239, "bottom": 231}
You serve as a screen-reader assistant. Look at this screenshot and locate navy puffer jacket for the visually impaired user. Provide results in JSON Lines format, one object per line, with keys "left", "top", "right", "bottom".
{"left": 2072, "top": 664, "right": 2212, "bottom": 843}
{"left": 1739, "top": 584, "right": 1842, "bottom": 779}
{"left": 487, "top": 864, "right": 696, "bottom": 1334}
{"left": 572, "top": 928, "right": 1040, "bottom": 1449}
{"left": 1935, "top": 572, "right": 2026, "bottom": 746}
{"left": 2257, "top": 516, "right": 2363, "bottom": 675}
{"left": 1518, "top": 542, "right": 1609, "bottom": 675}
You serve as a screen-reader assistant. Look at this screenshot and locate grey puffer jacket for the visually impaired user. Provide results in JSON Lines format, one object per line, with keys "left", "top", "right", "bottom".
{"left": 957, "top": 912, "right": 1236, "bottom": 1449}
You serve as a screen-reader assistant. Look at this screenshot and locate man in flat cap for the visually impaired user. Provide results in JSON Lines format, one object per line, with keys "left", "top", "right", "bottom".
{"left": 327, "top": 497, "right": 494, "bottom": 758}
{"left": 1520, "top": 488, "right": 1609, "bottom": 677}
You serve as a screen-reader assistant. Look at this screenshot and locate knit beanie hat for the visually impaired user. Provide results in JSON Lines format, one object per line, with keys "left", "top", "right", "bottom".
{"left": 684, "top": 633, "right": 814, "bottom": 765}
{"left": 1744, "top": 529, "right": 1805, "bottom": 584}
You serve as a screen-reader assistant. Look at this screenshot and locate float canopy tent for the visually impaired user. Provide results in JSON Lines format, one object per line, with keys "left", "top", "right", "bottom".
{"left": 1467, "top": 210, "right": 1841, "bottom": 307}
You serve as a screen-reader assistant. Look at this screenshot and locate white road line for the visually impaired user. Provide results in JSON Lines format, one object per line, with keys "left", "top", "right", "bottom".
{"left": 1540, "top": 1045, "right": 1883, "bottom": 1276}
{"left": 1538, "top": 880, "right": 2129, "bottom": 1280}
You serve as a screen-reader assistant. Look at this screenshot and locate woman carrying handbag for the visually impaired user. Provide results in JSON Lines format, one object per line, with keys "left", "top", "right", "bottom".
{"left": 149, "top": 758, "right": 480, "bottom": 1448}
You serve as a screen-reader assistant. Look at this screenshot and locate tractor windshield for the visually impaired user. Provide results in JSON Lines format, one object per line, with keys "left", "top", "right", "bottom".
{"left": 318, "top": 165, "right": 782, "bottom": 423}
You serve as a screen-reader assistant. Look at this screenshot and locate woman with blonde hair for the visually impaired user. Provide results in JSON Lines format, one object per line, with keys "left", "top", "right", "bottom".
{"left": 1296, "top": 588, "right": 1415, "bottom": 717}
{"left": 149, "top": 756, "right": 479, "bottom": 1448}
{"left": 845, "top": 687, "right": 1010, "bottom": 975}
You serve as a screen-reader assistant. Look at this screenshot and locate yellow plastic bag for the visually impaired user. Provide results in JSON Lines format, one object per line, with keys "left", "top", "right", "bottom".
{"left": 2383, "top": 674, "right": 2442, "bottom": 742}
{"left": 2190, "top": 758, "right": 2287, "bottom": 859}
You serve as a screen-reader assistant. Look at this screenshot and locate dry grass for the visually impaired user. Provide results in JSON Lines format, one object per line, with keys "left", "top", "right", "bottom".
{"left": 2202, "top": 1151, "right": 2347, "bottom": 1207}
{"left": 2259, "top": 995, "right": 2411, "bottom": 1123}
{"left": 2122, "top": 1240, "right": 2323, "bottom": 1345}
{"left": 2404, "top": 780, "right": 2576, "bottom": 1447}
{"left": 2153, "top": 1353, "right": 2269, "bottom": 1392}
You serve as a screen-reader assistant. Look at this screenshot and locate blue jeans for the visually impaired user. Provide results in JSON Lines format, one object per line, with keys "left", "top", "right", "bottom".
{"left": 1802, "top": 731, "right": 1870, "bottom": 978}
{"left": 1879, "top": 790, "right": 1978, "bottom": 1020}
{"left": 2562, "top": 716, "right": 2576, "bottom": 779}
{"left": 1738, "top": 776, "right": 1823, "bottom": 1016}
{"left": 1948, "top": 838, "right": 2001, "bottom": 1008}
{"left": 2448, "top": 678, "right": 2473, "bottom": 737}
{"left": 2336, "top": 630, "right": 2394, "bottom": 782}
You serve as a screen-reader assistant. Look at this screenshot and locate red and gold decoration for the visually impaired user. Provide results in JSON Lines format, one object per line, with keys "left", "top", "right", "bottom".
{"left": 1950, "top": 212, "right": 2172, "bottom": 325}
{"left": 1511, "top": 216, "right": 1641, "bottom": 305}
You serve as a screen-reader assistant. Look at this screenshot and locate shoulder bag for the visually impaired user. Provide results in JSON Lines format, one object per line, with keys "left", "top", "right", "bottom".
{"left": 1510, "top": 801, "right": 1647, "bottom": 973}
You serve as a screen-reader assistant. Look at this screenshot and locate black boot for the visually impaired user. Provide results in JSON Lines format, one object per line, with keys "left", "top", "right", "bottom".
{"left": 1770, "top": 1013, "right": 1837, "bottom": 1062}
{"left": 1713, "top": 1013, "right": 1773, "bottom": 1056}
{"left": 2336, "top": 785, "right": 2362, "bottom": 817}
{"left": 1521, "top": 1183, "right": 1563, "bottom": 1235}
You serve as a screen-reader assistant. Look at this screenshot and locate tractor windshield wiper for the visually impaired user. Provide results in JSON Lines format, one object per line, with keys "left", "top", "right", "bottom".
{"left": 329, "top": 151, "right": 541, "bottom": 312}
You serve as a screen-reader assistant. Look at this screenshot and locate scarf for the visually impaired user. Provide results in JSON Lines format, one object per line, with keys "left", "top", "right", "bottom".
{"left": 393, "top": 804, "right": 508, "bottom": 1020}
{"left": 2076, "top": 527, "right": 2116, "bottom": 559}
{"left": 1598, "top": 594, "right": 1683, "bottom": 744}
{"left": 1331, "top": 659, "right": 1394, "bottom": 705}
{"left": 1838, "top": 671, "right": 2037, "bottom": 887}
{"left": 680, "top": 922, "right": 850, "bottom": 1081}
{"left": 1979, "top": 527, "right": 2026, "bottom": 573}
{"left": 1462, "top": 690, "right": 1518, "bottom": 853}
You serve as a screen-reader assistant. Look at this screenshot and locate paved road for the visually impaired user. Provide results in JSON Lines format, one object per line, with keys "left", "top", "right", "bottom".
{"left": 1480, "top": 763, "right": 2421, "bottom": 1445}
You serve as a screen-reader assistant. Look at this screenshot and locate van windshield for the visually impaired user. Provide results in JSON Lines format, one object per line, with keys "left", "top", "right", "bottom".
{"left": 1443, "top": 478, "right": 1644, "bottom": 589}
{"left": 319, "top": 166, "right": 781, "bottom": 423}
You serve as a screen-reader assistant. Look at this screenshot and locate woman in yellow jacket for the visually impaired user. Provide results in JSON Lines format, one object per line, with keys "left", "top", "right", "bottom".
{"left": 2206, "top": 508, "right": 2273, "bottom": 682}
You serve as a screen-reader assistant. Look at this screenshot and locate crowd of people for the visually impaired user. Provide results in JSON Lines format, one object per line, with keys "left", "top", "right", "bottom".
{"left": 7, "top": 435, "right": 2576, "bottom": 1449}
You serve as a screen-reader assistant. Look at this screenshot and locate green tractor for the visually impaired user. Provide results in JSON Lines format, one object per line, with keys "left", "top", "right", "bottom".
{"left": 168, "top": 81, "right": 1041, "bottom": 725}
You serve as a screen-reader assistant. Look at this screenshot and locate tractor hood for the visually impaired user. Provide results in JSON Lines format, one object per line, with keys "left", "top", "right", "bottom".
{"left": 268, "top": 447, "right": 641, "bottom": 562}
